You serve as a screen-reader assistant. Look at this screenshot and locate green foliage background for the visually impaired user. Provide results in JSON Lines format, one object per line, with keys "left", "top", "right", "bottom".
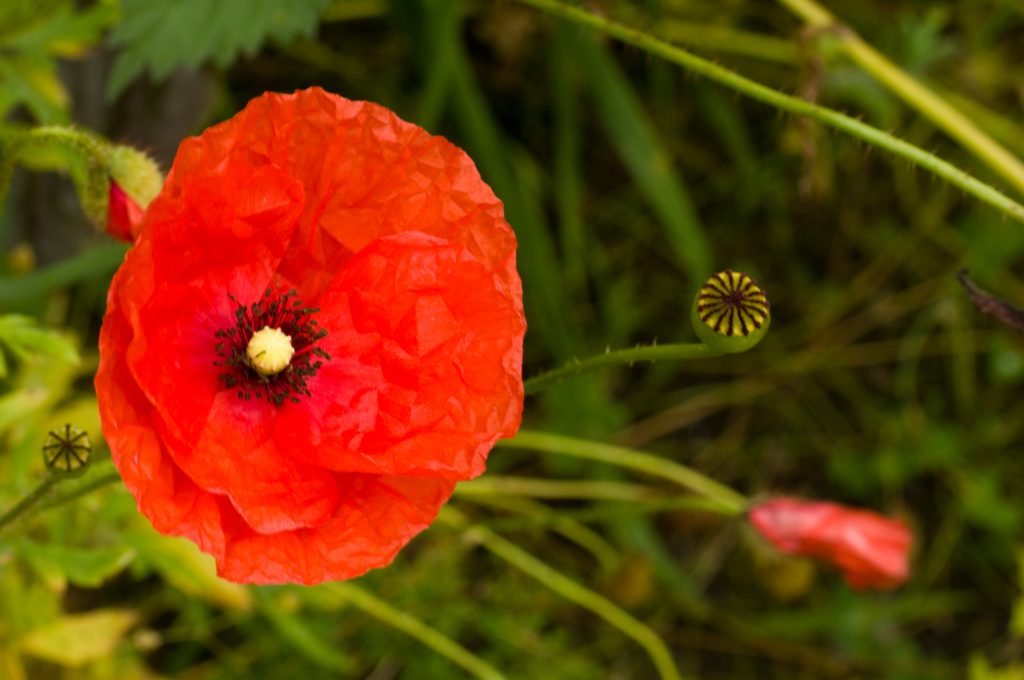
{"left": 2, "top": 0, "right": 1024, "bottom": 678}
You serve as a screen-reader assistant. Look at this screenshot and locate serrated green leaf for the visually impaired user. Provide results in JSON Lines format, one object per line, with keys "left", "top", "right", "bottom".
{"left": 19, "top": 609, "right": 137, "bottom": 668}
{"left": 107, "top": 0, "right": 329, "bottom": 99}
{"left": 17, "top": 541, "right": 135, "bottom": 590}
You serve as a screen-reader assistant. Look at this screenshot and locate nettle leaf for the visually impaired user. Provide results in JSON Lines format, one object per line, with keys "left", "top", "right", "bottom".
{"left": 106, "top": 0, "right": 329, "bottom": 99}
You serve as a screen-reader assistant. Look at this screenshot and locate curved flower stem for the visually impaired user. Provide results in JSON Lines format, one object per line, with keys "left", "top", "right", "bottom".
{"left": 498, "top": 431, "right": 748, "bottom": 516}
{"left": 20, "top": 125, "right": 109, "bottom": 160}
{"left": 441, "top": 507, "right": 686, "bottom": 680}
{"left": 778, "top": 0, "right": 1024, "bottom": 197}
{"left": 459, "top": 495, "right": 621, "bottom": 571}
{"left": 513, "top": 0, "right": 1024, "bottom": 223}
{"left": 0, "top": 125, "right": 111, "bottom": 224}
{"left": 524, "top": 342, "right": 718, "bottom": 395}
{"left": 457, "top": 475, "right": 663, "bottom": 502}
{"left": 0, "top": 476, "right": 61, "bottom": 534}
{"left": 327, "top": 582, "right": 507, "bottom": 680}
{"left": 39, "top": 471, "right": 121, "bottom": 511}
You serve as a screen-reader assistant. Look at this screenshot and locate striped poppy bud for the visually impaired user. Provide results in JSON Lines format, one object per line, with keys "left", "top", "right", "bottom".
{"left": 691, "top": 270, "right": 770, "bottom": 354}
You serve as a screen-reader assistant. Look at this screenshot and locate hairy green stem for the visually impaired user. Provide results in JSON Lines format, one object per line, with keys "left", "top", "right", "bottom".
{"left": 514, "top": 0, "right": 1024, "bottom": 223}
{"left": 39, "top": 471, "right": 121, "bottom": 511}
{"left": 524, "top": 342, "right": 717, "bottom": 394}
{"left": 778, "top": 0, "right": 1024, "bottom": 197}
{"left": 327, "top": 582, "right": 506, "bottom": 680}
{"left": 1, "top": 125, "right": 112, "bottom": 225}
{"left": 0, "top": 477, "right": 60, "bottom": 533}
{"left": 499, "top": 430, "right": 748, "bottom": 515}
{"left": 442, "top": 508, "right": 686, "bottom": 680}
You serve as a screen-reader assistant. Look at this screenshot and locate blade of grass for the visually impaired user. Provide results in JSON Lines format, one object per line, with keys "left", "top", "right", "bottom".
{"left": 551, "top": 21, "right": 587, "bottom": 296}
{"left": 514, "top": 0, "right": 1024, "bottom": 224}
{"left": 499, "top": 430, "right": 748, "bottom": 515}
{"left": 457, "top": 495, "right": 620, "bottom": 572}
{"left": 0, "top": 243, "right": 126, "bottom": 305}
{"left": 254, "top": 591, "right": 355, "bottom": 673}
{"left": 457, "top": 475, "right": 664, "bottom": 502}
{"left": 325, "top": 582, "right": 506, "bottom": 680}
{"left": 442, "top": 507, "right": 686, "bottom": 680}
{"left": 572, "top": 29, "right": 711, "bottom": 278}
{"left": 414, "top": 0, "right": 458, "bottom": 130}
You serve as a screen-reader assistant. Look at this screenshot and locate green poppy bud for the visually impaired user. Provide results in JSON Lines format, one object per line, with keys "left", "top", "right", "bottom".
{"left": 691, "top": 270, "right": 770, "bottom": 354}
{"left": 107, "top": 144, "right": 163, "bottom": 209}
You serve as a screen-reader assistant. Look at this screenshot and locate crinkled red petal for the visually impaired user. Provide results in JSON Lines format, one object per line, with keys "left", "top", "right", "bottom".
{"left": 100, "top": 285, "right": 456, "bottom": 582}
{"left": 274, "top": 231, "right": 523, "bottom": 478}
{"left": 96, "top": 87, "right": 525, "bottom": 584}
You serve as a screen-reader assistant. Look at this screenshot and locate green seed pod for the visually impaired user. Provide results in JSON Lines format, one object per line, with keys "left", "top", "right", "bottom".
{"left": 42, "top": 424, "right": 91, "bottom": 476}
{"left": 691, "top": 270, "right": 770, "bottom": 354}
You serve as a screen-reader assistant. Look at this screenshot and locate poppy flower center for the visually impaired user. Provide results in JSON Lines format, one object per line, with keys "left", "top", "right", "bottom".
{"left": 213, "top": 289, "right": 330, "bottom": 406}
{"left": 696, "top": 270, "right": 769, "bottom": 337}
{"left": 246, "top": 326, "right": 295, "bottom": 376}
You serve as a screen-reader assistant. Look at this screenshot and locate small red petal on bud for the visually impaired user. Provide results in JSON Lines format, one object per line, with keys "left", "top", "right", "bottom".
{"left": 749, "top": 497, "right": 912, "bottom": 590}
{"left": 106, "top": 181, "right": 145, "bottom": 243}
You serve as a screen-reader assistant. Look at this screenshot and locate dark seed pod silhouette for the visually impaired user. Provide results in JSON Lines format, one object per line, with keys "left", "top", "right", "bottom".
{"left": 42, "top": 424, "right": 91, "bottom": 476}
{"left": 691, "top": 270, "right": 770, "bottom": 354}
{"left": 958, "top": 269, "right": 1024, "bottom": 334}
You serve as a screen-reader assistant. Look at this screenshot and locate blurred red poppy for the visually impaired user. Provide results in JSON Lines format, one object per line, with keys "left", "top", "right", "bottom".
{"left": 749, "top": 497, "right": 912, "bottom": 590}
{"left": 96, "top": 88, "right": 526, "bottom": 584}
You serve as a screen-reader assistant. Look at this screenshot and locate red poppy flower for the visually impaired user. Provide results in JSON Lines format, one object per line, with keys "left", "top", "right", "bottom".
{"left": 749, "top": 497, "right": 912, "bottom": 590}
{"left": 95, "top": 88, "right": 526, "bottom": 584}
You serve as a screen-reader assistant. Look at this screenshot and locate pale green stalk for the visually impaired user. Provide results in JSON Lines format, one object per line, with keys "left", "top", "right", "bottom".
{"left": 0, "top": 477, "right": 60, "bottom": 533}
{"left": 524, "top": 342, "right": 717, "bottom": 395}
{"left": 499, "top": 430, "right": 748, "bottom": 516}
{"left": 513, "top": 0, "right": 1024, "bottom": 223}
{"left": 459, "top": 495, "right": 620, "bottom": 571}
{"left": 327, "top": 582, "right": 506, "bottom": 680}
{"left": 442, "top": 508, "right": 686, "bottom": 680}
{"left": 777, "top": 0, "right": 1024, "bottom": 196}
{"left": 457, "top": 475, "right": 662, "bottom": 502}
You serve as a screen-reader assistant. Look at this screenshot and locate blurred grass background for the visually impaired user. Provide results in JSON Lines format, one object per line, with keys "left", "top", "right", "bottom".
{"left": 3, "top": 0, "right": 1024, "bottom": 678}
